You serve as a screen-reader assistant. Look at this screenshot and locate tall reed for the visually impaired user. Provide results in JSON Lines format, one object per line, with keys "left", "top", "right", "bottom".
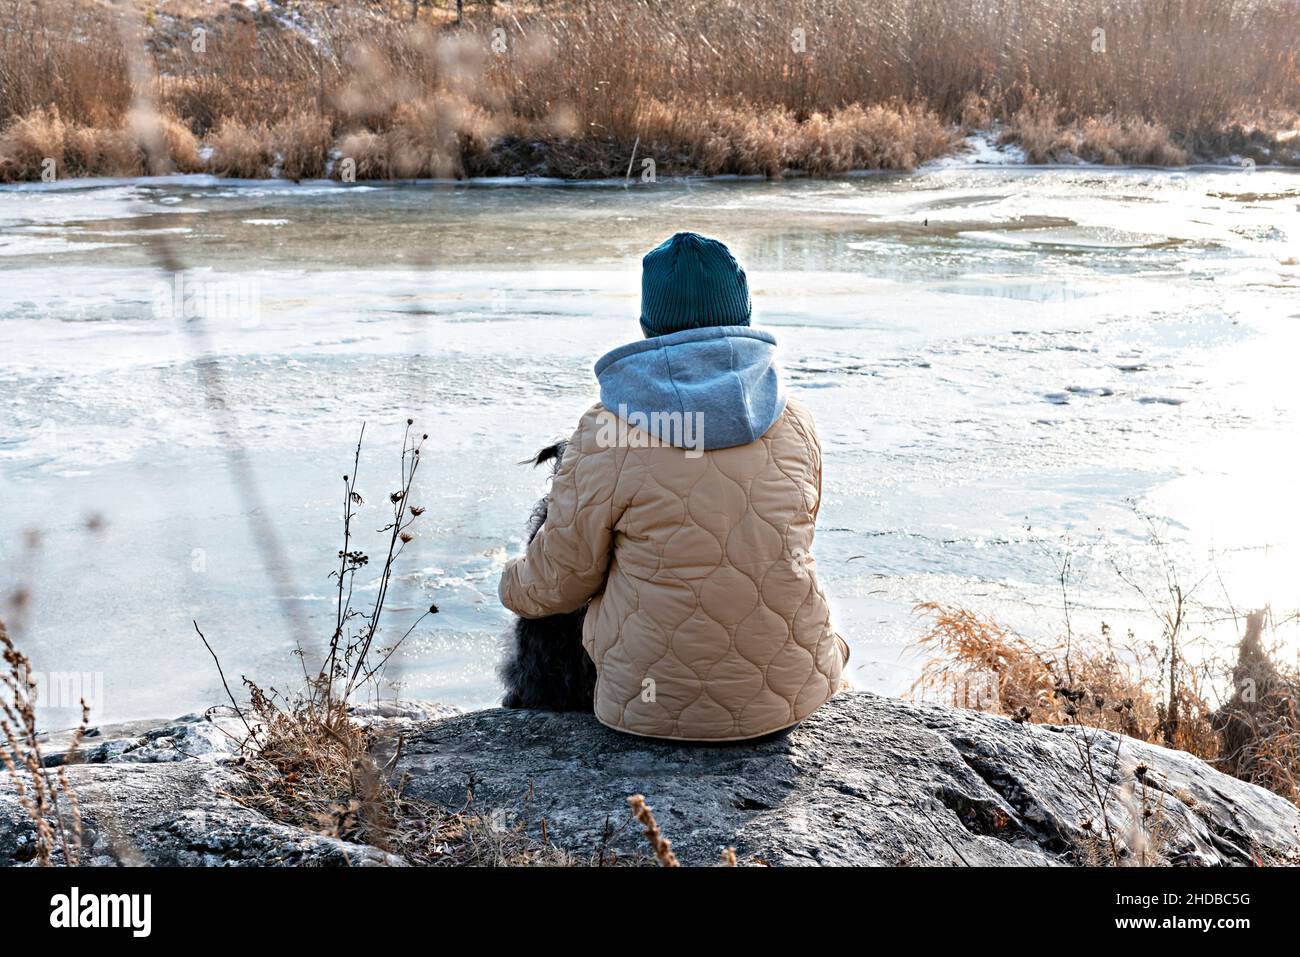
{"left": 2, "top": 0, "right": 1297, "bottom": 180}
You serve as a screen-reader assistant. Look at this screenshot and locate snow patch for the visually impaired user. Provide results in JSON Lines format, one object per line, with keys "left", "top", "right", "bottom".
{"left": 926, "top": 130, "right": 1026, "bottom": 169}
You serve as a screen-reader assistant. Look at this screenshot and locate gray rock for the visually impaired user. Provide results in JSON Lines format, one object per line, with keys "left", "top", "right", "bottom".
{"left": 0, "top": 759, "right": 404, "bottom": 866}
{"left": 396, "top": 692, "right": 1300, "bottom": 866}
{"left": 40, "top": 711, "right": 247, "bottom": 767}
{"left": 5, "top": 693, "right": 1298, "bottom": 866}
{"left": 347, "top": 699, "right": 462, "bottom": 728}
{"left": 3, "top": 712, "right": 402, "bottom": 867}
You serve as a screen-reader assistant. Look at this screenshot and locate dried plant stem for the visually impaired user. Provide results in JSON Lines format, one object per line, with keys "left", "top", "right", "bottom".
{"left": 324, "top": 424, "right": 367, "bottom": 711}
{"left": 1, "top": 618, "right": 87, "bottom": 865}
{"left": 193, "top": 620, "right": 255, "bottom": 740}
{"left": 628, "top": 794, "right": 680, "bottom": 867}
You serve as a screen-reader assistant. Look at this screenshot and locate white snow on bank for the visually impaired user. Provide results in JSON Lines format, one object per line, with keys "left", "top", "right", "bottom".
{"left": 924, "top": 130, "right": 1027, "bottom": 169}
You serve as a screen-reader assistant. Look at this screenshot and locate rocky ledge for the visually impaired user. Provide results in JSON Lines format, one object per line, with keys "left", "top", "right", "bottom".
{"left": 3, "top": 693, "right": 1298, "bottom": 866}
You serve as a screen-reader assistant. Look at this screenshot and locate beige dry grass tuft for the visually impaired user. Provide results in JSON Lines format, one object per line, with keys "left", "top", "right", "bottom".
{"left": 0, "top": 105, "right": 207, "bottom": 181}
{"left": 912, "top": 600, "right": 1300, "bottom": 817}
{"left": 1001, "top": 95, "right": 1190, "bottom": 165}
{"left": 156, "top": 113, "right": 204, "bottom": 173}
{"left": 207, "top": 118, "right": 274, "bottom": 178}
{"left": 912, "top": 602, "right": 1219, "bottom": 754}
{"left": 272, "top": 112, "right": 333, "bottom": 181}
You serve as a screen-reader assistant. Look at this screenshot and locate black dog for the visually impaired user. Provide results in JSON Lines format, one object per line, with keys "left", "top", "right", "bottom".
{"left": 497, "top": 442, "right": 597, "bottom": 711}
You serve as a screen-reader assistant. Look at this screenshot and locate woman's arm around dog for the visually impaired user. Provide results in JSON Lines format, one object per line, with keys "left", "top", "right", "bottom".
{"left": 499, "top": 405, "right": 628, "bottom": 619}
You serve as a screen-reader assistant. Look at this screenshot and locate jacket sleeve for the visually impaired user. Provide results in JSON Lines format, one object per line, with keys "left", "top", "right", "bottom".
{"left": 498, "top": 410, "right": 624, "bottom": 619}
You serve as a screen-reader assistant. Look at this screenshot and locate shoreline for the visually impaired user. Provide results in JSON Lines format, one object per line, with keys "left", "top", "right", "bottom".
{"left": 4, "top": 143, "right": 1296, "bottom": 194}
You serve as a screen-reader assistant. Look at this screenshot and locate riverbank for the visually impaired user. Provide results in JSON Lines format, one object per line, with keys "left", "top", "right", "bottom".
{"left": 2, "top": 0, "right": 1298, "bottom": 183}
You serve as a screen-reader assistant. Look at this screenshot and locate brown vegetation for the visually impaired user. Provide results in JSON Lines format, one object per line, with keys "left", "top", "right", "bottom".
{"left": 1212, "top": 611, "right": 1300, "bottom": 806}
{"left": 206, "top": 117, "right": 275, "bottom": 178}
{"left": 1, "top": 618, "right": 87, "bottom": 866}
{"left": 912, "top": 599, "right": 1300, "bottom": 865}
{"left": 2, "top": 0, "right": 1298, "bottom": 182}
{"left": 194, "top": 423, "right": 592, "bottom": 865}
{"left": 999, "top": 95, "right": 1192, "bottom": 165}
{"left": 913, "top": 602, "right": 1300, "bottom": 804}
{"left": 627, "top": 794, "right": 680, "bottom": 867}
{"left": 198, "top": 423, "right": 448, "bottom": 862}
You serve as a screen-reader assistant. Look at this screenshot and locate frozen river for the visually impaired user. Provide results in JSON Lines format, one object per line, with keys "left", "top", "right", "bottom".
{"left": 2, "top": 163, "right": 1298, "bottom": 726}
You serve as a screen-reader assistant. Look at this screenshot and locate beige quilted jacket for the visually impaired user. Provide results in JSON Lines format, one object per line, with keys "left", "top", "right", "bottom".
{"left": 498, "top": 391, "right": 847, "bottom": 741}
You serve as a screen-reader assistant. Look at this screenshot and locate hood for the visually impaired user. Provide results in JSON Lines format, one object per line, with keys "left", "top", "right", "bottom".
{"left": 594, "top": 326, "right": 786, "bottom": 452}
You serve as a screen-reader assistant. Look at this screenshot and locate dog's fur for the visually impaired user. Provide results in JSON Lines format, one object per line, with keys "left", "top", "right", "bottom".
{"left": 497, "top": 441, "right": 597, "bottom": 711}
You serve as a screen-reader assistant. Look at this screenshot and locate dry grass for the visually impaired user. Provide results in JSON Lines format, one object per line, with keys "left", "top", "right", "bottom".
{"left": 913, "top": 601, "right": 1300, "bottom": 808}
{"left": 207, "top": 117, "right": 275, "bottom": 178}
{"left": 627, "top": 794, "right": 680, "bottom": 867}
{"left": 194, "top": 422, "right": 590, "bottom": 866}
{"left": 1, "top": 618, "right": 88, "bottom": 866}
{"left": 225, "top": 680, "right": 579, "bottom": 865}
{"left": 913, "top": 604, "right": 1160, "bottom": 736}
{"left": 0, "top": 0, "right": 131, "bottom": 127}
{"left": 1000, "top": 94, "right": 1191, "bottom": 165}
{"left": 198, "top": 423, "right": 439, "bottom": 860}
{"left": 2, "top": 0, "right": 1298, "bottom": 181}
{"left": 1211, "top": 611, "right": 1300, "bottom": 806}
{"left": 1074, "top": 760, "right": 1181, "bottom": 867}
{"left": 0, "top": 107, "right": 138, "bottom": 181}
{"left": 908, "top": 602, "right": 1300, "bottom": 865}
{"left": 156, "top": 111, "right": 203, "bottom": 172}
{"left": 0, "top": 104, "right": 207, "bottom": 181}
{"left": 271, "top": 112, "right": 333, "bottom": 181}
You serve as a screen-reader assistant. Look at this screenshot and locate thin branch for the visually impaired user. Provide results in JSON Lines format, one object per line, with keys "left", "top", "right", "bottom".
{"left": 193, "top": 620, "right": 255, "bottom": 739}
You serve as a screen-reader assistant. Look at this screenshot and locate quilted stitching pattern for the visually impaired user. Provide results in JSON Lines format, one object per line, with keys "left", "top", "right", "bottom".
{"left": 499, "top": 397, "right": 845, "bottom": 741}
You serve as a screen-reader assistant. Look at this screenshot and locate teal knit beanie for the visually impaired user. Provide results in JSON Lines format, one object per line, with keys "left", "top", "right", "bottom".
{"left": 639, "top": 232, "right": 752, "bottom": 337}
